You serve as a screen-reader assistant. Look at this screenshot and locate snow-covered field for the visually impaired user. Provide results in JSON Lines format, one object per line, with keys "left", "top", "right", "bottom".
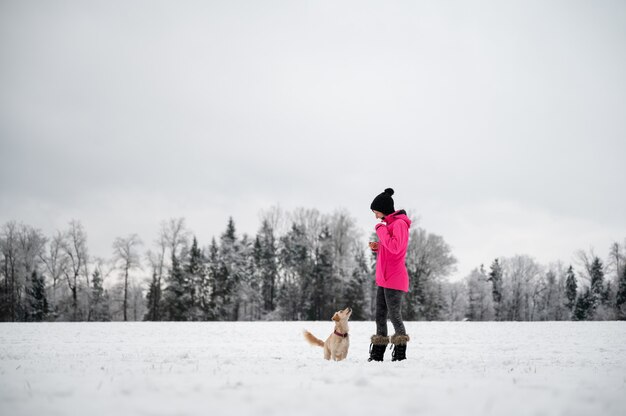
{"left": 1, "top": 321, "right": 625, "bottom": 416}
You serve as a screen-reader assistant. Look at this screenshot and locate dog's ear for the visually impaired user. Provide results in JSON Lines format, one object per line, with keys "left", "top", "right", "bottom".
{"left": 332, "top": 313, "right": 339, "bottom": 321}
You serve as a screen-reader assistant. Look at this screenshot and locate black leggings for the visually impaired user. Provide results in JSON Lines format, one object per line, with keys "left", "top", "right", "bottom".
{"left": 375, "top": 286, "right": 406, "bottom": 336}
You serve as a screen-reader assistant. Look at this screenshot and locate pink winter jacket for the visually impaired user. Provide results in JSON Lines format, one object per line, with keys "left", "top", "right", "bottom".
{"left": 374, "top": 210, "right": 411, "bottom": 292}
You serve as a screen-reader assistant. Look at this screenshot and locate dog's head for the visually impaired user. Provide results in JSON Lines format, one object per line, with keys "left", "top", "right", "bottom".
{"left": 331, "top": 307, "right": 352, "bottom": 322}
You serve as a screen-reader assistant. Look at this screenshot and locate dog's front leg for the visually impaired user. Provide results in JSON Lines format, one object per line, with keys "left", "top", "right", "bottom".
{"left": 323, "top": 342, "right": 331, "bottom": 360}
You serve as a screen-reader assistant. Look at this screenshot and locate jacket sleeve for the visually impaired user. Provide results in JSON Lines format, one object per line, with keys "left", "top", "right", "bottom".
{"left": 375, "top": 221, "right": 408, "bottom": 255}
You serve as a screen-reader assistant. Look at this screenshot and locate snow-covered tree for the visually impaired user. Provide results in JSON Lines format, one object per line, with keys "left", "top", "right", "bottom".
{"left": 163, "top": 253, "right": 190, "bottom": 321}
{"left": 442, "top": 280, "right": 467, "bottom": 321}
{"left": 465, "top": 266, "right": 493, "bottom": 321}
{"left": 565, "top": 266, "right": 577, "bottom": 315}
{"left": 236, "top": 235, "right": 263, "bottom": 320}
{"left": 404, "top": 227, "right": 457, "bottom": 320}
{"left": 343, "top": 248, "right": 370, "bottom": 320}
{"left": 500, "top": 255, "right": 541, "bottom": 321}
{"left": 184, "top": 237, "right": 204, "bottom": 320}
{"left": 203, "top": 238, "right": 220, "bottom": 320}
{"left": 539, "top": 269, "right": 558, "bottom": 320}
{"left": 277, "top": 223, "right": 311, "bottom": 320}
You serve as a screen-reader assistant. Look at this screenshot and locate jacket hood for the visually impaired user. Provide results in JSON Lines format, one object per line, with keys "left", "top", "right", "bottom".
{"left": 386, "top": 209, "right": 412, "bottom": 228}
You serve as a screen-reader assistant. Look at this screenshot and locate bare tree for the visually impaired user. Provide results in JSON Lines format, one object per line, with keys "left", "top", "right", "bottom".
{"left": 145, "top": 230, "right": 168, "bottom": 321}
{"left": 501, "top": 255, "right": 542, "bottom": 321}
{"left": 17, "top": 224, "right": 47, "bottom": 276}
{"left": 575, "top": 248, "right": 598, "bottom": 286}
{"left": 40, "top": 231, "right": 67, "bottom": 312}
{"left": 112, "top": 234, "right": 143, "bottom": 321}
{"left": 328, "top": 209, "right": 361, "bottom": 280}
{"left": 465, "top": 267, "right": 493, "bottom": 321}
{"left": 0, "top": 222, "right": 47, "bottom": 321}
{"left": 89, "top": 257, "right": 114, "bottom": 321}
{"left": 289, "top": 208, "right": 323, "bottom": 251}
{"left": 144, "top": 218, "right": 189, "bottom": 321}
{"left": 607, "top": 242, "right": 625, "bottom": 285}
{"left": 258, "top": 205, "right": 287, "bottom": 236}
{"left": 130, "top": 280, "right": 146, "bottom": 321}
{"left": 17, "top": 225, "right": 47, "bottom": 321}
{"left": 0, "top": 221, "right": 18, "bottom": 321}
{"left": 444, "top": 280, "right": 467, "bottom": 321}
{"left": 1, "top": 222, "right": 21, "bottom": 321}
{"left": 162, "top": 218, "right": 190, "bottom": 261}
{"left": 61, "top": 220, "right": 89, "bottom": 321}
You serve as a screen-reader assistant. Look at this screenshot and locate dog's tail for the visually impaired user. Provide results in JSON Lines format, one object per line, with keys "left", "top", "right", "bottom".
{"left": 303, "top": 330, "right": 324, "bottom": 347}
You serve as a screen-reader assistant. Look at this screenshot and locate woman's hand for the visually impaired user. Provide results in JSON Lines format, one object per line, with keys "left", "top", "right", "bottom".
{"left": 369, "top": 242, "right": 379, "bottom": 252}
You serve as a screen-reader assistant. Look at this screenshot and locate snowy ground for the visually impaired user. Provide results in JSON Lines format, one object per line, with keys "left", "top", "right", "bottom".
{"left": 1, "top": 321, "right": 625, "bottom": 416}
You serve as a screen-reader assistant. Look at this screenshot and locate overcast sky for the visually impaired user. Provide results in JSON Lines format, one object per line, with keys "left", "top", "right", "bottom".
{"left": 1, "top": 0, "right": 625, "bottom": 281}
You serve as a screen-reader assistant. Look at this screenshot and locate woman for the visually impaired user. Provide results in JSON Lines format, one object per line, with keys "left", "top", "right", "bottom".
{"left": 368, "top": 188, "right": 411, "bottom": 362}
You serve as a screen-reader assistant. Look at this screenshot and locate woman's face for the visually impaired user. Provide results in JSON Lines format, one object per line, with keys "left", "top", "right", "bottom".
{"left": 372, "top": 210, "right": 385, "bottom": 220}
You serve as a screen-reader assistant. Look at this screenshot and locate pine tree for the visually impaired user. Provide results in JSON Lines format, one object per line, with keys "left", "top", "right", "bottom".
{"left": 185, "top": 237, "right": 205, "bottom": 320}
{"left": 603, "top": 281, "right": 612, "bottom": 306}
{"left": 213, "top": 218, "right": 239, "bottom": 320}
{"left": 204, "top": 238, "right": 220, "bottom": 320}
{"left": 487, "top": 259, "right": 503, "bottom": 321}
{"left": 565, "top": 266, "right": 577, "bottom": 315}
{"left": 27, "top": 270, "right": 48, "bottom": 321}
{"left": 277, "top": 223, "right": 310, "bottom": 320}
{"left": 144, "top": 272, "right": 162, "bottom": 321}
{"left": 163, "top": 253, "right": 191, "bottom": 321}
{"left": 588, "top": 257, "right": 606, "bottom": 318}
{"left": 252, "top": 236, "right": 265, "bottom": 304}
{"left": 255, "top": 219, "right": 279, "bottom": 314}
{"left": 236, "top": 235, "right": 263, "bottom": 320}
{"left": 573, "top": 287, "right": 592, "bottom": 321}
{"left": 615, "top": 266, "right": 626, "bottom": 320}
{"left": 590, "top": 257, "right": 604, "bottom": 299}
{"left": 307, "top": 226, "right": 335, "bottom": 320}
{"left": 90, "top": 268, "right": 111, "bottom": 321}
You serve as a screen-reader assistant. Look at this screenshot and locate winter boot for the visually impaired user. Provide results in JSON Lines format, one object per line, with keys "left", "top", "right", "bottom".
{"left": 390, "top": 334, "right": 410, "bottom": 362}
{"left": 368, "top": 335, "right": 389, "bottom": 362}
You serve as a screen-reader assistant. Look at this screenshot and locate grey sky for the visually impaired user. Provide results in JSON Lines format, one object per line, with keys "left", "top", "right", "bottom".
{"left": 1, "top": 0, "right": 625, "bottom": 280}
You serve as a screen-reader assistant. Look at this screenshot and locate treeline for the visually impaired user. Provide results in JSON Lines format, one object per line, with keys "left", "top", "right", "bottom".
{"left": 1, "top": 208, "right": 625, "bottom": 322}
{"left": 458, "top": 251, "right": 626, "bottom": 321}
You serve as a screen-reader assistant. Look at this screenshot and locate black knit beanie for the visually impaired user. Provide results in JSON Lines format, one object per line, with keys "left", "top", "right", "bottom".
{"left": 370, "top": 188, "right": 395, "bottom": 215}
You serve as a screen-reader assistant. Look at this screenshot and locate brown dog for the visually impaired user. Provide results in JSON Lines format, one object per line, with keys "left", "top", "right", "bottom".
{"left": 303, "top": 307, "right": 352, "bottom": 361}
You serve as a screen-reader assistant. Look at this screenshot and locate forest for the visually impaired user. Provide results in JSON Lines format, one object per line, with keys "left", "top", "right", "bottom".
{"left": 2, "top": 207, "right": 625, "bottom": 322}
